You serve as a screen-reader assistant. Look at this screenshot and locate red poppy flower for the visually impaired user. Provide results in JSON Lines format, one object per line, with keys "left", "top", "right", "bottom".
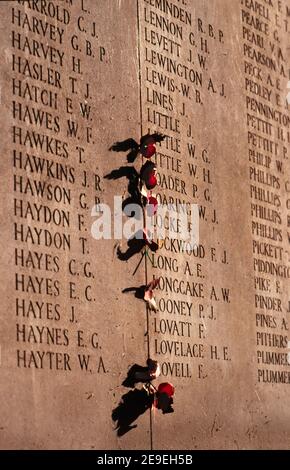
{"left": 148, "top": 359, "right": 161, "bottom": 379}
{"left": 141, "top": 143, "right": 156, "bottom": 158}
{"left": 158, "top": 383, "right": 175, "bottom": 397}
{"left": 154, "top": 383, "right": 175, "bottom": 413}
{"left": 135, "top": 359, "right": 161, "bottom": 382}
{"left": 140, "top": 161, "right": 158, "bottom": 190}
{"left": 139, "top": 133, "right": 165, "bottom": 159}
{"left": 146, "top": 174, "right": 157, "bottom": 190}
{"left": 147, "top": 195, "right": 158, "bottom": 216}
{"left": 144, "top": 278, "right": 160, "bottom": 311}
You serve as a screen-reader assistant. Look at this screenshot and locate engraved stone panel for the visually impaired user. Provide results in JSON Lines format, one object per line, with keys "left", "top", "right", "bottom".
{"left": 0, "top": 0, "right": 289, "bottom": 450}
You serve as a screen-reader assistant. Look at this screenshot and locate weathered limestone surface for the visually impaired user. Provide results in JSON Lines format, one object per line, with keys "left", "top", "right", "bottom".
{"left": 0, "top": 0, "right": 289, "bottom": 449}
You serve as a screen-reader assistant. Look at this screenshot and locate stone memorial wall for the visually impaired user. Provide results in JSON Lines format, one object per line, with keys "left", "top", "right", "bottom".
{"left": 0, "top": 0, "right": 289, "bottom": 450}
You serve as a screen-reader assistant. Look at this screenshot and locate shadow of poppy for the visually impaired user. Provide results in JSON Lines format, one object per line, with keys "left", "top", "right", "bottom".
{"left": 122, "top": 285, "right": 146, "bottom": 300}
{"left": 122, "top": 363, "right": 150, "bottom": 388}
{"left": 109, "top": 138, "right": 139, "bottom": 163}
{"left": 117, "top": 231, "right": 146, "bottom": 261}
{"left": 112, "top": 388, "right": 153, "bottom": 437}
{"left": 104, "top": 166, "right": 144, "bottom": 208}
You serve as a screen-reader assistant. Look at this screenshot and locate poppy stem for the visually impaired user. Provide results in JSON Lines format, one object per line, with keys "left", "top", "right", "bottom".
{"left": 149, "top": 382, "right": 157, "bottom": 392}
{"left": 144, "top": 249, "right": 153, "bottom": 265}
{"left": 132, "top": 250, "right": 145, "bottom": 276}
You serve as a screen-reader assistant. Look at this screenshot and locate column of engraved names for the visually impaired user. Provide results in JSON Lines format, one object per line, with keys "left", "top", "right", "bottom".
{"left": 241, "top": 0, "right": 290, "bottom": 384}
{"left": 66, "top": 0, "right": 107, "bottom": 375}
{"left": 140, "top": 0, "right": 232, "bottom": 380}
{"left": 10, "top": 0, "right": 107, "bottom": 374}
{"left": 11, "top": 1, "right": 70, "bottom": 372}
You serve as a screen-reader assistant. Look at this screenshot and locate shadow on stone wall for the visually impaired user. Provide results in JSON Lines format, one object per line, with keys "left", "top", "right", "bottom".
{"left": 112, "top": 387, "right": 153, "bottom": 436}
{"left": 109, "top": 134, "right": 173, "bottom": 437}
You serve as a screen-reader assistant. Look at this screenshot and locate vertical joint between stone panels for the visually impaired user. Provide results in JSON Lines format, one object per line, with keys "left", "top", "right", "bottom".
{"left": 137, "top": 0, "right": 153, "bottom": 451}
